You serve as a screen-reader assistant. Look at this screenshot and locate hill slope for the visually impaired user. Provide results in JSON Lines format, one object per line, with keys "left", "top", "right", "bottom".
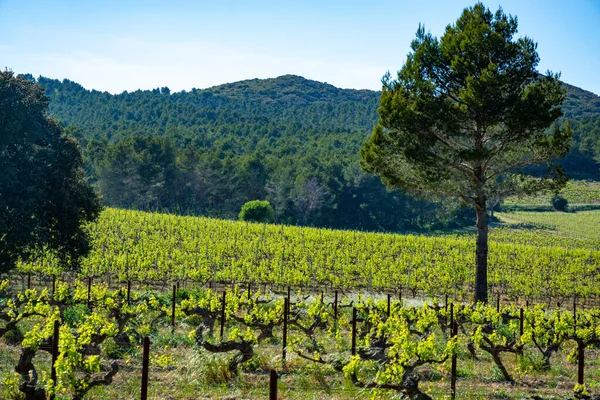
{"left": 38, "top": 74, "right": 379, "bottom": 158}
{"left": 18, "top": 73, "right": 600, "bottom": 231}
{"left": 35, "top": 74, "right": 600, "bottom": 177}
{"left": 560, "top": 83, "right": 600, "bottom": 177}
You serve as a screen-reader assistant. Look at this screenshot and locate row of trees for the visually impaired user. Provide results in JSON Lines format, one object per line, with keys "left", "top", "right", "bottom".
{"left": 83, "top": 134, "right": 463, "bottom": 230}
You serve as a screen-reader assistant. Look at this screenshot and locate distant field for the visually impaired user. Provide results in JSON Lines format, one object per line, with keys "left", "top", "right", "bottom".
{"left": 495, "top": 209, "right": 600, "bottom": 241}
{"left": 505, "top": 180, "right": 600, "bottom": 205}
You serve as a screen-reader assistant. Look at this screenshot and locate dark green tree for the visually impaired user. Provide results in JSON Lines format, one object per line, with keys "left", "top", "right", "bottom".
{"left": 361, "top": 4, "right": 572, "bottom": 302}
{"left": 0, "top": 70, "right": 102, "bottom": 272}
{"left": 551, "top": 194, "right": 568, "bottom": 211}
{"left": 238, "top": 200, "right": 275, "bottom": 223}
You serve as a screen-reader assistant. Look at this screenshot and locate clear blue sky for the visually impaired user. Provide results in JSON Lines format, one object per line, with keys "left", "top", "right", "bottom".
{"left": 1, "top": 0, "right": 599, "bottom": 95}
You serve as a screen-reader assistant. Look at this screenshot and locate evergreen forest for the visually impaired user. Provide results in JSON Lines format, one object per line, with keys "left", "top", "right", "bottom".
{"left": 22, "top": 73, "right": 600, "bottom": 231}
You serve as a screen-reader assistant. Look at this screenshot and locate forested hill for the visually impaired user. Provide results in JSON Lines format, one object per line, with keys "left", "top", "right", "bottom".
{"left": 19, "top": 73, "right": 600, "bottom": 232}
{"left": 38, "top": 74, "right": 380, "bottom": 157}
{"left": 36, "top": 74, "right": 600, "bottom": 177}
{"left": 563, "top": 83, "right": 600, "bottom": 118}
{"left": 561, "top": 83, "right": 600, "bottom": 177}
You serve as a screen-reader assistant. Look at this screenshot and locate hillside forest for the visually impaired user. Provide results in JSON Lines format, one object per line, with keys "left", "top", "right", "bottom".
{"left": 22, "top": 73, "right": 600, "bottom": 231}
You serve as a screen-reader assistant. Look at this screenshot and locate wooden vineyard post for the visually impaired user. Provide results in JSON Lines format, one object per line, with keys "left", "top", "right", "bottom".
{"left": 387, "top": 293, "right": 391, "bottom": 317}
{"left": 52, "top": 275, "right": 56, "bottom": 297}
{"left": 247, "top": 282, "right": 251, "bottom": 300}
{"left": 127, "top": 280, "right": 131, "bottom": 304}
{"left": 27, "top": 273, "right": 31, "bottom": 290}
{"left": 287, "top": 285, "right": 291, "bottom": 303}
{"left": 351, "top": 307, "right": 357, "bottom": 356}
{"left": 50, "top": 320, "right": 59, "bottom": 400}
{"left": 399, "top": 290, "right": 402, "bottom": 306}
{"left": 334, "top": 290, "right": 338, "bottom": 321}
{"left": 496, "top": 296, "right": 500, "bottom": 313}
{"left": 141, "top": 336, "right": 150, "bottom": 400}
{"left": 578, "top": 339, "right": 585, "bottom": 386}
{"left": 87, "top": 277, "right": 92, "bottom": 307}
{"left": 171, "top": 284, "right": 177, "bottom": 330}
{"left": 519, "top": 308, "right": 524, "bottom": 338}
{"left": 445, "top": 294, "right": 450, "bottom": 327}
{"left": 220, "top": 291, "right": 226, "bottom": 340}
{"left": 450, "top": 303, "right": 456, "bottom": 400}
{"left": 573, "top": 295, "right": 577, "bottom": 336}
{"left": 269, "top": 369, "right": 278, "bottom": 400}
{"left": 282, "top": 297, "right": 288, "bottom": 366}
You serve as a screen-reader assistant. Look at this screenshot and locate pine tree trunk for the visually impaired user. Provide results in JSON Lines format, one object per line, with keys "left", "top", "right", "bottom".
{"left": 475, "top": 204, "right": 488, "bottom": 303}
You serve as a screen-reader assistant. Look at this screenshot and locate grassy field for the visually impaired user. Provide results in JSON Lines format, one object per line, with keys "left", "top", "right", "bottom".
{"left": 495, "top": 209, "right": 600, "bottom": 242}
{"left": 504, "top": 180, "right": 600, "bottom": 206}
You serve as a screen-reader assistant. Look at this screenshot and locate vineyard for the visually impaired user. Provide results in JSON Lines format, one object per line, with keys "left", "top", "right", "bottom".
{"left": 1, "top": 279, "right": 600, "bottom": 399}
{"left": 14, "top": 208, "right": 600, "bottom": 301}
{"left": 2, "top": 208, "right": 600, "bottom": 399}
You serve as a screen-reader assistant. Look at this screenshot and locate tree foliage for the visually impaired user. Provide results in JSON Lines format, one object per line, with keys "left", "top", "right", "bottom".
{"left": 0, "top": 70, "right": 102, "bottom": 273}
{"left": 361, "top": 3, "right": 572, "bottom": 302}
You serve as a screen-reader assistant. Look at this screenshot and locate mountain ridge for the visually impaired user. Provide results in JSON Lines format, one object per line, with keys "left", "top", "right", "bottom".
{"left": 31, "top": 72, "right": 600, "bottom": 99}
{"left": 31, "top": 73, "right": 599, "bottom": 179}
{"left": 34, "top": 73, "right": 600, "bottom": 132}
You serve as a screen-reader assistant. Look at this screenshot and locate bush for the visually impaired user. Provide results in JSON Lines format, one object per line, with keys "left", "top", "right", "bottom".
{"left": 551, "top": 195, "right": 568, "bottom": 211}
{"left": 238, "top": 200, "right": 275, "bottom": 223}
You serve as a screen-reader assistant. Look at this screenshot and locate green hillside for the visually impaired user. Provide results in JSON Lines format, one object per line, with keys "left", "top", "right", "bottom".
{"left": 17, "top": 73, "right": 600, "bottom": 231}
{"left": 33, "top": 74, "right": 600, "bottom": 174}
{"left": 21, "top": 74, "right": 454, "bottom": 232}
{"left": 559, "top": 83, "right": 600, "bottom": 177}
{"left": 39, "top": 74, "right": 380, "bottom": 154}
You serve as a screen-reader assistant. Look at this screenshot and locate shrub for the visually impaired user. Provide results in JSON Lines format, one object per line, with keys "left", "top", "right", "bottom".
{"left": 238, "top": 200, "right": 275, "bottom": 223}
{"left": 551, "top": 195, "right": 568, "bottom": 211}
